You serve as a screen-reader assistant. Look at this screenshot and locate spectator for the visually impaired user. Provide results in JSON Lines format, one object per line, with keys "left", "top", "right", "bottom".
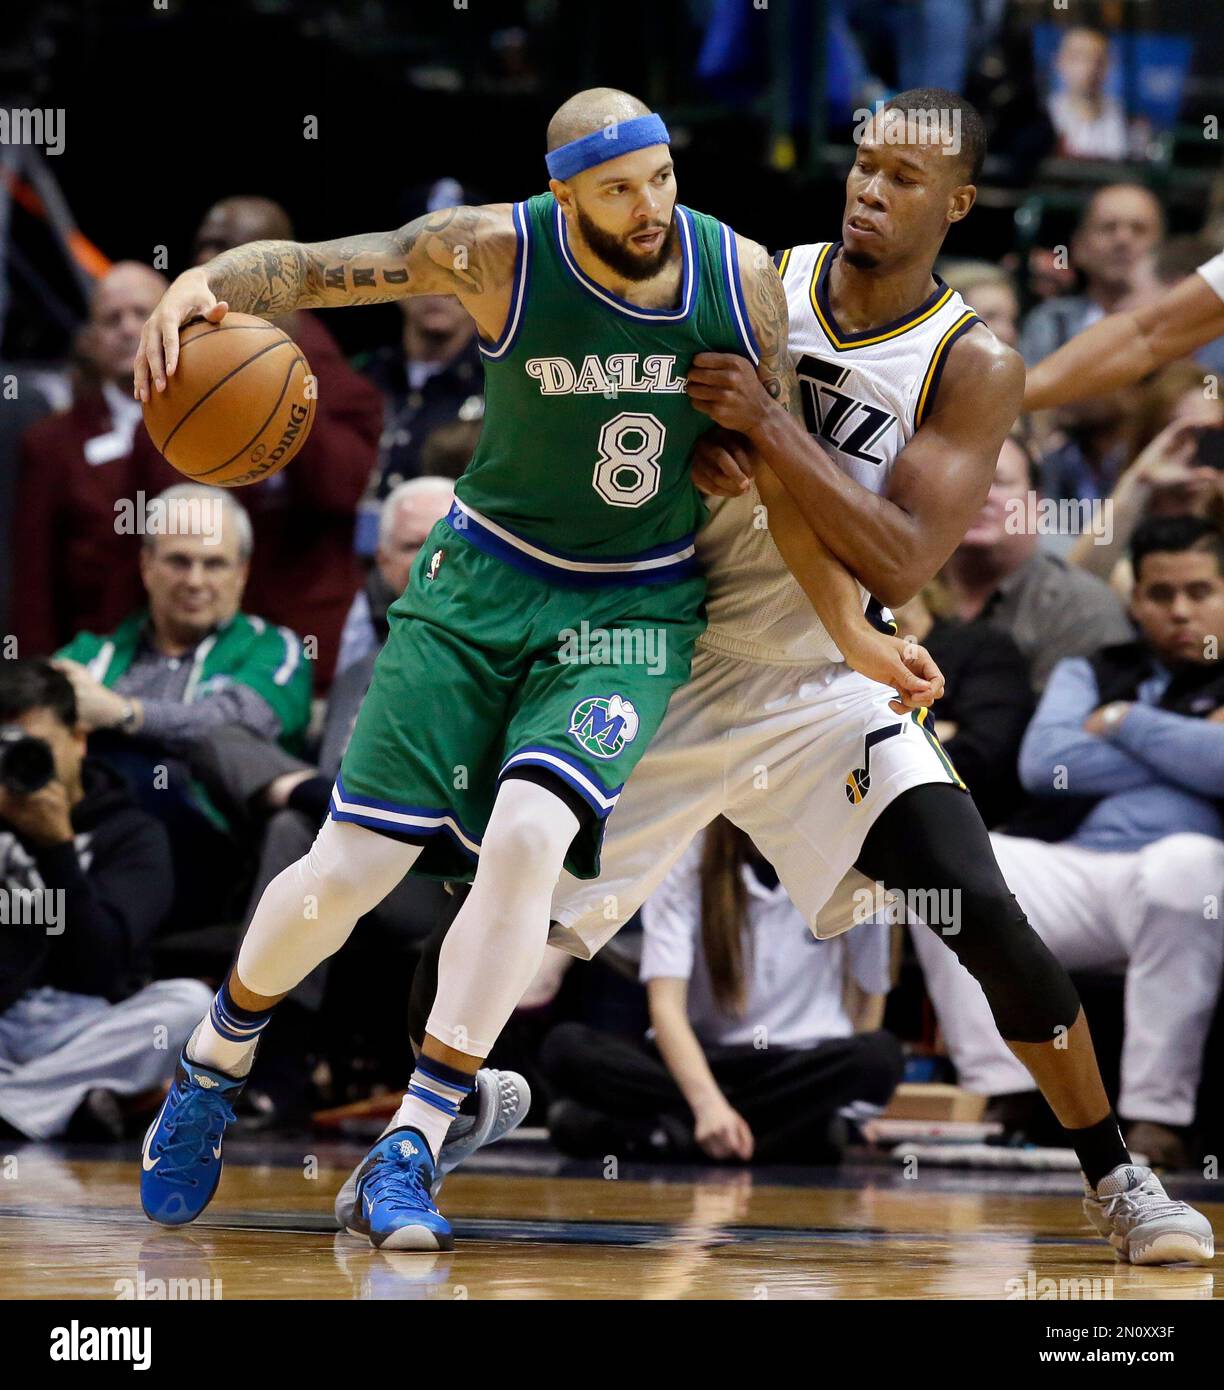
{"left": 1036, "top": 390, "right": 1133, "bottom": 510}
{"left": 1068, "top": 361, "right": 1224, "bottom": 596}
{"left": 891, "top": 582, "right": 1033, "bottom": 828}
{"left": 51, "top": 483, "right": 312, "bottom": 929}
{"left": 541, "top": 820, "right": 902, "bottom": 1164}
{"left": 914, "top": 516, "right": 1224, "bottom": 1168}
{"left": 191, "top": 196, "right": 385, "bottom": 688}
{"left": 418, "top": 416, "right": 484, "bottom": 481}
{"left": 337, "top": 476, "right": 455, "bottom": 676}
{"left": 1019, "top": 184, "right": 1164, "bottom": 367}
{"left": 941, "top": 435, "right": 1134, "bottom": 690}
{"left": 0, "top": 364, "right": 51, "bottom": 640}
{"left": 1045, "top": 27, "right": 1147, "bottom": 162}
{"left": 939, "top": 260, "right": 1020, "bottom": 348}
{"left": 0, "top": 660, "right": 210, "bottom": 1140}
{"left": 11, "top": 262, "right": 171, "bottom": 656}
{"left": 829, "top": 0, "right": 981, "bottom": 104}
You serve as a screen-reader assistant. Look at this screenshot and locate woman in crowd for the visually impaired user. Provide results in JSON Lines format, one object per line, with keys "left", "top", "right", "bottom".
{"left": 540, "top": 819, "right": 903, "bottom": 1164}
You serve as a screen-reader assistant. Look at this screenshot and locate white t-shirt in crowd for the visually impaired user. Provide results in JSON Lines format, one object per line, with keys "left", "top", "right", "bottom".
{"left": 639, "top": 835, "right": 891, "bottom": 1051}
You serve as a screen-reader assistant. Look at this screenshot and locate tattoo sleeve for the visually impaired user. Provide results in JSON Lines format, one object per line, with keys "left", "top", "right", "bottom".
{"left": 738, "top": 237, "right": 874, "bottom": 649}
{"left": 740, "top": 239, "right": 800, "bottom": 416}
{"left": 201, "top": 204, "right": 515, "bottom": 315}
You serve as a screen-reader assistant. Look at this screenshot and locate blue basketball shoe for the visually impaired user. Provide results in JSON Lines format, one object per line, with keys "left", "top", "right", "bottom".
{"left": 140, "top": 1052, "right": 245, "bottom": 1226}
{"left": 334, "top": 1068, "right": 530, "bottom": 1231}
{"left": 345, "top": 1127, "right": 454, "bottom": 1251}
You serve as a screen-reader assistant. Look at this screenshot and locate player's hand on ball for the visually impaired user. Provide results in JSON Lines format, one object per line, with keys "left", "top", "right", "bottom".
{"left": 694, "top": 1098, "right": 755, "bottom": 1162}
{"left": 134, "top": 267, "right": 229, "bottom": 401}
{"left": 691, "top": 428, "right": 755, "bottom": 497}
{"left": 843, "top": 631, "right": 944, "bottom": 713}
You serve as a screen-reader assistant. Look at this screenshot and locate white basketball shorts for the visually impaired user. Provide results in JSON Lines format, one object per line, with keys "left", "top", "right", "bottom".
{"left": 548, "top": 644, "right": 964, "bottom": 959}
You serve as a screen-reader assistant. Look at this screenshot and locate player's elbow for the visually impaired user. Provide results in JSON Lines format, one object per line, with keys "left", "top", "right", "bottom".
{"left": 868, "top": 562, "right": 923, "bottom": 611}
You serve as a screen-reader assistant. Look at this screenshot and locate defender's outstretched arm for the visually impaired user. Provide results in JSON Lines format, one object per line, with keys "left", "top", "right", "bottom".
{"left": 1024, "top": 266, "right": 1224, "bottom": 412}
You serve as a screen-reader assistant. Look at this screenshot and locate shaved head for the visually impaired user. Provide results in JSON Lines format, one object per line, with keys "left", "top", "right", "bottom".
{"left": 547, "top": 86, "right": 677, "bottom": 287}
{"left": 546, "top": 87, "right": 651, "bottom": 153}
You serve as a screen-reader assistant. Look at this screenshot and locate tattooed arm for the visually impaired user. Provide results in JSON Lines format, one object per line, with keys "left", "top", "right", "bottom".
{"left": 135, "top": 204, "right": 518, "bottom": 400}
{"left": 687, "top": 238, "right": 942, "bottom": 708}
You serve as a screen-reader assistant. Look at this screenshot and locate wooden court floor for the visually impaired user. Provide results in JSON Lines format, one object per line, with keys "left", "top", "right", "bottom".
{"left": 1, "top": 1138, "right": 1219, "bottom": 1300}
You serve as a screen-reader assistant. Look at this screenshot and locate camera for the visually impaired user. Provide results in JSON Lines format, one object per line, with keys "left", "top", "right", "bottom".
{"left": 0, "top": 726, "right": 56, "bottom": 796}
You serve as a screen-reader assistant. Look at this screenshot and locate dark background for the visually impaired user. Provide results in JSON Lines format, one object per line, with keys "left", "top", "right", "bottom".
{"left": 6, "top": 0, "right": 1224, "bottom": 363}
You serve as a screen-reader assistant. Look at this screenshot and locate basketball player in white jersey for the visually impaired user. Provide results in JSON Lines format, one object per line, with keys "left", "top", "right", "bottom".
{"left": 345, "top": 90, "right": 1212, "bottom": 1263}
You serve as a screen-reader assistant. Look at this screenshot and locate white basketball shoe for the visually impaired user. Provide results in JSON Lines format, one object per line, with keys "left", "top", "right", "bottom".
{"left": 1083, "top": 1164, "right": 1214, "bottom": 1265}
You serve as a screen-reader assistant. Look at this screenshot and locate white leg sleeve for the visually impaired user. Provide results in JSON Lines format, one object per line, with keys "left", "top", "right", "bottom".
{"left": 428, "top": 778, "right": 581, "bottom": 1058}
{"left": 235, "top": 817, "right": 422, "bottom": 998}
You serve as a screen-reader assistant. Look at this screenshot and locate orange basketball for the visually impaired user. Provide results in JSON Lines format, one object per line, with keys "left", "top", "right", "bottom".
{"left": 142, "top": 311, "right": 316, "bottom": 487}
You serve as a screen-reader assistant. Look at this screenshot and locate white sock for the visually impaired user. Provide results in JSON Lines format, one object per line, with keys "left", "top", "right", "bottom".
{"left": 187, "top": 1016, "right": 258, "bottom": 1078}
{"left": 390, "top": 1058, "right": 476, "bottom": 1160}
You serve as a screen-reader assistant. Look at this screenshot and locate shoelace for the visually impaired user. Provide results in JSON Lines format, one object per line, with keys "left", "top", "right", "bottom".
{"left": 361, "top": 1153, "right": 436, "bottom": 1216}
{"left": 1099, "top": 1179, "right": 1186, "bottom": 1226}
{"left": 155, "top": 1088, "right": 237, "bottom": 1187}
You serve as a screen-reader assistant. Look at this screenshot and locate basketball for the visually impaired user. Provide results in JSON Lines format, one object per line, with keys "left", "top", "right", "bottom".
{"left": 141, "top": 312, "right": 315, "bottom": 487}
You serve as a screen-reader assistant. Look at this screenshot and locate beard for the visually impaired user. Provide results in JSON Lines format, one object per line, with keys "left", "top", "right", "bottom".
{"left": 575, "top": 203, "right": 677, "bottom": 282}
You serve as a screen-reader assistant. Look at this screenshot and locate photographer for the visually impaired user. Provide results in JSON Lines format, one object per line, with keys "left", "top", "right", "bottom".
{"left": 0, "top": 660, "right": 209, "bottom": 1141}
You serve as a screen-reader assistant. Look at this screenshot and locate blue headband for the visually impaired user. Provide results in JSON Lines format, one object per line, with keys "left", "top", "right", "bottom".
{"left": 546, "top": 113, "right": 671, "bottom": 181}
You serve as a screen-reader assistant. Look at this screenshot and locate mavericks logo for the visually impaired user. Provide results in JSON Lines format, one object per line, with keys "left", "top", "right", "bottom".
{"left": 568, "top": 693, "right": 640, "bottom": 760}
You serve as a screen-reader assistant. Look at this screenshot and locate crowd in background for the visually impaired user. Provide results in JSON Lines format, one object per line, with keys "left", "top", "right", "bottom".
{"left": 3, "top": 4, "right": 1224, "bottom": 1173}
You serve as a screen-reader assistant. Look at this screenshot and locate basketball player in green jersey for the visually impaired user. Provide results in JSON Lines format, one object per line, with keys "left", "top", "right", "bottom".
{"left": 133, "top": 87, "right": 941, "bottom": 1248}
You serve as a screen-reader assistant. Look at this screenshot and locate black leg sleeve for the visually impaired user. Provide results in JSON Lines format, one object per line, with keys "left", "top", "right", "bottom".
{"left": 853, "top": 784, "right": 1081, "bottom": 1045}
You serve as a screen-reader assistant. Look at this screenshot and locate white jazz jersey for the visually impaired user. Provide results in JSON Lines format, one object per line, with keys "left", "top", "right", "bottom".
{"left": 548, "top": 241, "right": 983, "bottom": 962}
{"left": 697, "top": 240, "right": 981, "bottom": 666}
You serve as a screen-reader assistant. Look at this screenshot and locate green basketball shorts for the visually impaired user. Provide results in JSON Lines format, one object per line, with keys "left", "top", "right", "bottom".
{"left": 331, "top": 517, "right": 707, "bottom": 882}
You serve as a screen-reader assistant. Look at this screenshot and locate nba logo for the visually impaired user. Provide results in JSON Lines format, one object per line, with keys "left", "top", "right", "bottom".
{"left": 426, "top": 548, "right": 444, "bottom": 581}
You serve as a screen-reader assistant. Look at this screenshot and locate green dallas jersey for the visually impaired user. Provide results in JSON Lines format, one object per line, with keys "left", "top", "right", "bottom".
{"left": 450, "top": 191, "right": 760, "bottom": 582}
